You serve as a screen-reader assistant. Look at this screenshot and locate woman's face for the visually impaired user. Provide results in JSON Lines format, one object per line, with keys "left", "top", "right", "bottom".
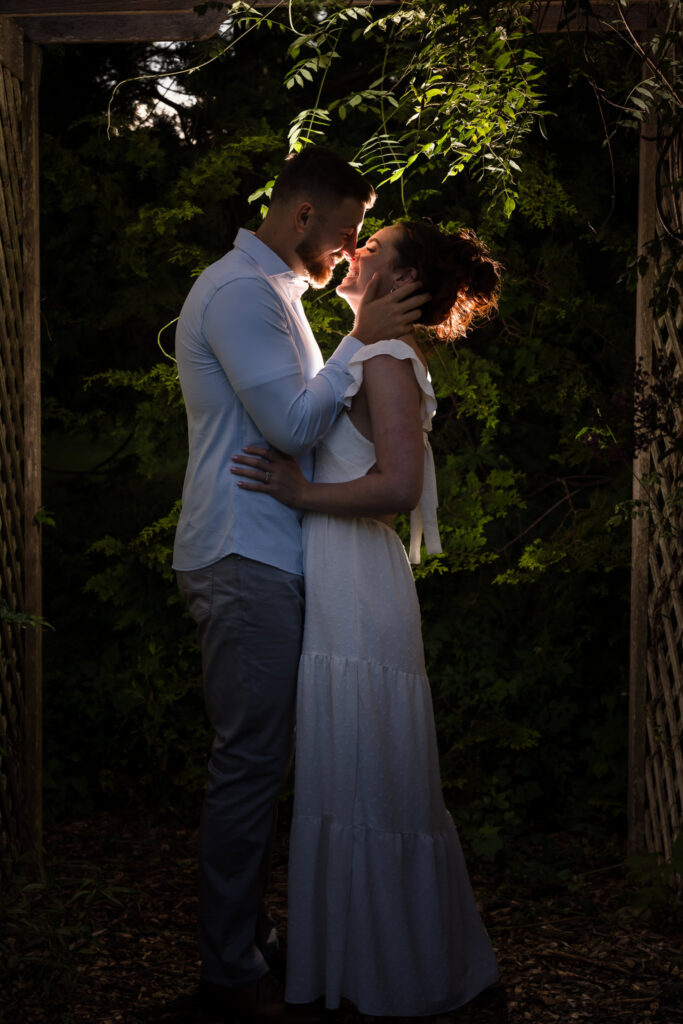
{"left": 336, "top": 224, "right": 407, "bottom": 308}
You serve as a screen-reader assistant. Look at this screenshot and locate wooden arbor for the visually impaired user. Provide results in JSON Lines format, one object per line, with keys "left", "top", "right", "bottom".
{"left": 0, "top": 1, "right": 230, "bottom": 867}
{"left": 0, "top": 14, "right": 42, "bottom": 865}
{"left": 630, "top": 108, "right": 683, "bottom": 859}
{"left": 0, "top": 1, "right": 679, "bottom": 868}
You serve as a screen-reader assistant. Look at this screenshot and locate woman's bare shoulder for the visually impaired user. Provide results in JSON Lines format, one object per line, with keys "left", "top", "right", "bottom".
{"left": 384, "top": 333, "right": 428, "bottom": 371}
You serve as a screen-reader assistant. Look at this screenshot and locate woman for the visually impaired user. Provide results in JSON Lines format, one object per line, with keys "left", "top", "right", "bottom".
{"left": 231, "top": 220, "right": 502, "bottom": 1016}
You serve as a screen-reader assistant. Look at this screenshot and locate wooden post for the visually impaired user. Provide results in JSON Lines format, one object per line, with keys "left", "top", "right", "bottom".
{"left": 21, "top": 34, "right": 42, "bottom": 863}
{"left": 628, "top": 107, "right": 658, "bottom": 857}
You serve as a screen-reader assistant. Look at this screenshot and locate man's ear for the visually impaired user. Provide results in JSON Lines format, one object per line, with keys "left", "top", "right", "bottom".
{"left": 294, "top": 201, "right": 314, "bottom": 234}
{"left": 394, "top": 266, "right": 418, "bottom": 286}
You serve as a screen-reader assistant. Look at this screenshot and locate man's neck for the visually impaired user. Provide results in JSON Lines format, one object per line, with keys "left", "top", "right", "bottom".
{"left": 255, "top": 220, "right": 303, "bottom": 275}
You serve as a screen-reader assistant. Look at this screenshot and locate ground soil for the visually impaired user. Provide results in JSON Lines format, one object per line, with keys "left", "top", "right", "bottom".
{"left": 1, "top": 811, "right": 681, "bottom": 1024}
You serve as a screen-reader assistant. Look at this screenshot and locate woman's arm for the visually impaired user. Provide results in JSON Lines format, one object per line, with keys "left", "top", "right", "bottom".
{"left": 231, "top": 354, "right": 425, "bottom": 517}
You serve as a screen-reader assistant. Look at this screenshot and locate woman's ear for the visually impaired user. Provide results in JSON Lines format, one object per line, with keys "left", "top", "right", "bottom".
{"left": 393, "top": 266, "right": 418, "bottom": 286}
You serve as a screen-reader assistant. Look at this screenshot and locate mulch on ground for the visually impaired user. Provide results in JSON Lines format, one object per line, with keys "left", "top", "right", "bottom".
{"left": 1, "top": 811, "right": 681, "bottom": 1024}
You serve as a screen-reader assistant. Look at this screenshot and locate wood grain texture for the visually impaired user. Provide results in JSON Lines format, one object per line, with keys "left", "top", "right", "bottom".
{"left": 21, "top": 35, "right": 42, "bottom": 864}
{"left": 12, "top": 11, "right": 226, "bottom": 42}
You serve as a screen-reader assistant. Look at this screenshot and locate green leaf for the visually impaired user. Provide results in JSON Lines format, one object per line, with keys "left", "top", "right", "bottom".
{"left": 35, "top": 506, "right": 56, "bottom": 528}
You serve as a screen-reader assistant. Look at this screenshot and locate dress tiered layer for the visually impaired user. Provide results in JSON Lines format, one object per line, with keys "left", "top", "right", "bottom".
{"left": 285, "top": 342, "right": 499, "bottom": 1015}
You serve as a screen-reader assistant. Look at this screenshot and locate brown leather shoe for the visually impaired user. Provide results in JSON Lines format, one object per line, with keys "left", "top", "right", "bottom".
{"left": 199, "top": 973, "right": 285, "bottom": 1022}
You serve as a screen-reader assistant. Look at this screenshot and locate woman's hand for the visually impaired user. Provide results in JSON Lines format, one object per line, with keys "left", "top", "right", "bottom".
{"left": 231, "top": 446, "right": 308, "bottom": 508}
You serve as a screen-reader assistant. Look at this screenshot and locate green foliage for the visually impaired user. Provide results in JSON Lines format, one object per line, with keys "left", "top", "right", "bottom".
{"left": 515, "top": 153, "right": 578, "bottom": 228}
{"left": 0, "top": 603, "right": 53, "bottom": 632}
{"left": 625, "top": 833, "right": 683, "bottom": 923}
{"left": 235, "top": 0, "right": 547, "bottom": 216}
{"left": 42, "top": 363, "right": 204, "bottom": 817}
{"left": 34, "top": 5, "right": 681, "bottom": 882}
{"left": 84, "top": 363, "right": 186, "bottom": 479}
{"left": 0, "top": 856, "right": 133, "bottom": 1016}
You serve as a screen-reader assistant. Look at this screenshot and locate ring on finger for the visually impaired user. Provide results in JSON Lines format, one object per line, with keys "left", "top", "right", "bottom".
{"left": 265, "top": 471, "right": 271, "bottom": 483}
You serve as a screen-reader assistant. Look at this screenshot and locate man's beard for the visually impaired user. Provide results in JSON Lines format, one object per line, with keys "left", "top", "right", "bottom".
{"left": 295, "top": 236, "right": 337, "bottom": 288}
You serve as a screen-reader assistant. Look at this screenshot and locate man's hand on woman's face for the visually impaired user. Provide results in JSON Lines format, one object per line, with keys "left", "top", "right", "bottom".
{"left": 352, "top": 274, "right": 430, "bottom": 345}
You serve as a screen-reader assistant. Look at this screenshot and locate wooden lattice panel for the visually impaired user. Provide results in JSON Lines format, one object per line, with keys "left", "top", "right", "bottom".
{"left": 639, "top": 110, "right": 683, "bottom": 862}
{"left": 0, "top": 56, "right": 27, "bottom": 863}
{"left": 644, "top": 303, "right": 683, "bottom": 860}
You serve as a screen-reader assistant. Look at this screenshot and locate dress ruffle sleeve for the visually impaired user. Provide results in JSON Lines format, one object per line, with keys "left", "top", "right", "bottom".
{"left": 343, "top": 340, "right": 442, "bottom": 564}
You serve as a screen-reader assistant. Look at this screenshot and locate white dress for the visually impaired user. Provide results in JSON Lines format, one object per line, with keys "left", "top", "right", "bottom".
{"left": 285, "top": 340, "right": 499, "bottom": 1017}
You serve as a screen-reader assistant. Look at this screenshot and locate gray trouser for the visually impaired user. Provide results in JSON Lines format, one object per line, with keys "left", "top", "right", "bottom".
{"left": 177, "top": 553, "right": 304, "bottom": 987}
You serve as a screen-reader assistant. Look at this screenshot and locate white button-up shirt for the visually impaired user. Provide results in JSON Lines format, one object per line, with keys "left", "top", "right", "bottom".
{"left": 172, "top": 229, "right": 361, "bottom": 574}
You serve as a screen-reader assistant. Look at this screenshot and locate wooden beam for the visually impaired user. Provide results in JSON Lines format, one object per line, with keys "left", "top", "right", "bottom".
{"left": 12, "top": 11, "right": 227, "bottom": 43}
{"left": 247, "top": 0, "right": 398, "bottom": 4}
{"left": 0, "top": 12, "right": 22, "bottom": 78}
{"left": 21, "top": 35, "right": 43, "bottom": 866}
{"left": 1, "top": 1, "right": 660, "bottom": 45}
{"left": 4, "top": 1, "right": 207, "bottom": 12}
{"left": 1, "top": 0, "right": 657, "bottom": 19}
{"left": 3, "top": 0, "right": 393, "bottom": 11}
{"left": 528, "top": 1, "right": 660, "bottom": 34}
{"left": 2, "top": 0, "right": 398, "bottom": 44}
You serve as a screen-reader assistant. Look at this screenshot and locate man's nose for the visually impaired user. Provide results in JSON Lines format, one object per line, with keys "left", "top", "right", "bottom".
{"left": 343, "top": 231, "right": 358, "bottom": 258}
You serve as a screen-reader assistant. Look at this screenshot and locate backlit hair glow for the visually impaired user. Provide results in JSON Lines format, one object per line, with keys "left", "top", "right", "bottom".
{"left": 392, "top": 221, "right": 503, "bottom": 341}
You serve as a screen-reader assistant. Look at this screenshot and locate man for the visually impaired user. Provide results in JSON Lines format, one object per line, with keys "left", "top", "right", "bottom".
{"left": 173, "top": 146, "right": 425, "bottom": 1022}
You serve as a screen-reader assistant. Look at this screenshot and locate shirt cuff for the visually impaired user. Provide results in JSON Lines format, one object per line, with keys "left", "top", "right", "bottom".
{"left": 331, "top": 333, "right": 364, "bottom": 363}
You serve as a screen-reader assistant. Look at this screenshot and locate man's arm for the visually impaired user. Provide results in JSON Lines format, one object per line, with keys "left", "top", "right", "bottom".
{"left": 202, "top": 275, "right": 358, "bottom": 456}
{"left": 231, "top": 354, "right": 425, "bottom": 515}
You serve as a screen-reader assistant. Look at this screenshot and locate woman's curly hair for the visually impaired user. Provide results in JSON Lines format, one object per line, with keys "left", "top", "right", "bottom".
{"left": 392, "top": 221, "right": 503, "bottom": 341}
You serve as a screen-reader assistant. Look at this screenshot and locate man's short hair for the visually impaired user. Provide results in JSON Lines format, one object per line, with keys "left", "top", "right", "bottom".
{"left": 270, "top": 146, "right": 376, "bottom": 209}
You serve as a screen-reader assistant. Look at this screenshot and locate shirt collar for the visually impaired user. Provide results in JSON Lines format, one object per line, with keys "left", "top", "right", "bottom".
{"left": 233, "top": 228, "right": 309, "bottom": 301}
{"left": 272, "top": 272, "right": 310, "bottom": 301}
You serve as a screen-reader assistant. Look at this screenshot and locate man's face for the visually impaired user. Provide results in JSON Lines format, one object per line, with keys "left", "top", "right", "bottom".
{"left": 295, "top": 196, "right": 366, "bottom": 288}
